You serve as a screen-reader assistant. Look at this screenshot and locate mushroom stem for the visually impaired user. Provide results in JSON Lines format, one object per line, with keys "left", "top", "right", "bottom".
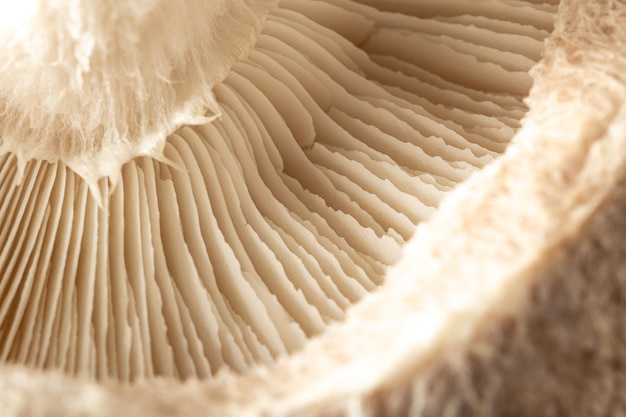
{"left": 0, "top": 0, "right": 277, "bottom": 188}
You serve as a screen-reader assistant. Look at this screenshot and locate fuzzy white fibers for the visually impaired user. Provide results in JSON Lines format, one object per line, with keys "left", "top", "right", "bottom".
{"left": 0, "top": 0, "right": 276, "bottom": 195}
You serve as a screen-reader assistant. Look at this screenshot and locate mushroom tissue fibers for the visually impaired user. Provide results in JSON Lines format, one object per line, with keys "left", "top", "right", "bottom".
{"left": 0, "top": 0, "right": 276, "bottom": 189}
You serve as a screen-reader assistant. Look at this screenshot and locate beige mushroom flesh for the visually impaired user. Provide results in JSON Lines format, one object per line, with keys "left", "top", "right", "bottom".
{"left": 1, "top": 0, "right": 624, "bottom": 416}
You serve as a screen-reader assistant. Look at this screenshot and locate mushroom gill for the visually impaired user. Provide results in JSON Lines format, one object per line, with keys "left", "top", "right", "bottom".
{"left": 0, "top": 0, "right": 556, "bottom": 383}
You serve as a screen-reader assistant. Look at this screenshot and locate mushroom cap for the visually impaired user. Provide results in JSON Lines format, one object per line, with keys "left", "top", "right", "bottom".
{"left": 3, "top": 0, "right": 625, "bottom": 416}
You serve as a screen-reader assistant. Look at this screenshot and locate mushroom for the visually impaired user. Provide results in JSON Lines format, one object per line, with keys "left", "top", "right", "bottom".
{"left": 0, "top": 0, "right": 623, "bottom": 416}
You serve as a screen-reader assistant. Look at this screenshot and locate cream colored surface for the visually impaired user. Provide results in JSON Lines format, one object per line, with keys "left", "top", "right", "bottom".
{"left": 0, "top": 0, "right": 554, "bottom": 383}
{"left": 0, "top": 0, "right": 276, "bottom": 191}
{"left": 3, "top": 0, "right": 625, "bottom": 416}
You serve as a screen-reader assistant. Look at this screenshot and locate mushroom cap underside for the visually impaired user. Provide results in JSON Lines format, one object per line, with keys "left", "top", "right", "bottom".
{"left": 0, "top": 0, "right": 557, "bottom": 382}
{"left": 4, "top": 0, "right": 626, "bottom": 416}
